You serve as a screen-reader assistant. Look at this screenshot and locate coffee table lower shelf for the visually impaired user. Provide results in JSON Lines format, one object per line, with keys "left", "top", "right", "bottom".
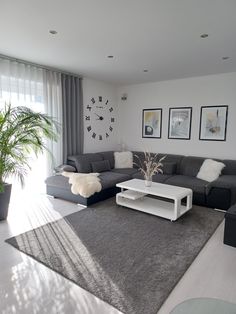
{"left": 116, "top": 191, "right": 190, "bottom": 221}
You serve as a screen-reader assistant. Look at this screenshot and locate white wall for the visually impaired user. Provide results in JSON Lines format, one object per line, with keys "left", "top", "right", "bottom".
{"left": 83, "top": 77, "right": 119, "bottom": 153}
{"left": 117, "top": 72, "right": 236, "bottom": 159}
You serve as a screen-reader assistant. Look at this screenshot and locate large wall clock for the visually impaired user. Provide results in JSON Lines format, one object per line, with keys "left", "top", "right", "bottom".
{"left": 85, "top": 96, "right": 115, "bottom": 140}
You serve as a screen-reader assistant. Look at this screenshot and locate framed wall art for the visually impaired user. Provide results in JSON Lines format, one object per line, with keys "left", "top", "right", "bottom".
{"left": 142, "top": 108, "right": 162, "bottom": 138}
{"left": 168, "top": 107, "right": 192, "bottom": 140}
{"left": 199, "top": 105, "right": 228, "bottom": 141}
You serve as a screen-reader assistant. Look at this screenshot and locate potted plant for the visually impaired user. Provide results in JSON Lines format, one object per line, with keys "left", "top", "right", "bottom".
{"left": 134, "top": 151, "right": 165, "bottom": 187}
{"left": 0, "top": 104, "right": 59, "bottom": 220}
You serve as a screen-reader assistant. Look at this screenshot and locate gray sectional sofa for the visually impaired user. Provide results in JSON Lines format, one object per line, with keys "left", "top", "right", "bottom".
{"left": 45, "top": 151, "right": 236, "bottom": 210}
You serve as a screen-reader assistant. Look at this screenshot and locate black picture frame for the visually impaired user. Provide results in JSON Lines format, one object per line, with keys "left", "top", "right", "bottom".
{"left": 142, "top": 108, "right": 162, "bottom": 138}
{"left": 168, "top": 107, "right": 192, "bottom": 140}
{"left": 199, "top": 105, "right": 228, "bottom": 141}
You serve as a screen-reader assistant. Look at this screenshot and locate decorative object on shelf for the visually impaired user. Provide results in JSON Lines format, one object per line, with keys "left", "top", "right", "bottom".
{"left": 0, "top": 104, "right": 59, "bottom": 220}
{"left": 168, "top": 107, "right": 192, "bottom": 140}
{"left": 134, "top": 151, "right": 165, "bottom": 187}
{"left": 85, "top": 96, "right": 115, "bottom": 140}
{"left": 199, "top": 105, "right": 228, "bottom": 141}
{"left": 142, "top": 108, "right": 162, "bottom": 138}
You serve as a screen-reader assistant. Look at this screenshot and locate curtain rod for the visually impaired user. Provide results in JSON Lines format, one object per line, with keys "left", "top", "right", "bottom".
{"left": 0, "top": 53, "right": 82, "bottom": 78}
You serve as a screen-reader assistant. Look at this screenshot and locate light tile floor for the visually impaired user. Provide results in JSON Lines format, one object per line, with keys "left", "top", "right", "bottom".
{"left": 1, "top": 190, "right": 236, "bottom": 314}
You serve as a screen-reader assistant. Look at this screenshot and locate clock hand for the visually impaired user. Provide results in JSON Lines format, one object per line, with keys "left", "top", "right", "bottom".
{"left": 94, "top": 113, "right": 104, "bottom": 120}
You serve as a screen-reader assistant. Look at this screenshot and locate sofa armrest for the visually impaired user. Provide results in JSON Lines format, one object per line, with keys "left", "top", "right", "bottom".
{"left": 54, "top": 164, "right": 76, "bottom": 174}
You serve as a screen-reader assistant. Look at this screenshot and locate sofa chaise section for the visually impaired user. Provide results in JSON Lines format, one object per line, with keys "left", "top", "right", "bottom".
{"left": 46, "top": 151, "right": 137, "bottom": 205}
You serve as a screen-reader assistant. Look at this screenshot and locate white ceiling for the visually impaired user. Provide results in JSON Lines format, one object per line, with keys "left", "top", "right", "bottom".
{"left": 0, "top": 0, "right": 236, "bottom": 85}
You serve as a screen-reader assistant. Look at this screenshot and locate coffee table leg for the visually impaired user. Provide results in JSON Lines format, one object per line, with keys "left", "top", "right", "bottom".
{"left": 173, "top": 198, "right": 181, "bottom": 221}
{"left": 186, "top": 192, "right": 192, "bottom": 210}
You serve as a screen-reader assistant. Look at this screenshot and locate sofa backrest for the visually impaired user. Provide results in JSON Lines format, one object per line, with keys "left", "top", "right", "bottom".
{"left": 132, "top": 151, "right": 146, "bottom": 169}
{"left": 67, "top": 153, "right": 103, "bottom": 173}
{"left": 98, "top": 151, "right": 115, "bottom": 169}
{"left": 133, "top": 152, "right": 183, "bottom": 175}
{"left": 157, "top": 153, "right": 184, "bottom": 174}
{"left": 222, "top": 160, "right": 236, "bottom": 175}
{"left": 179, "top": 156, "right": 205, "bottom": 177}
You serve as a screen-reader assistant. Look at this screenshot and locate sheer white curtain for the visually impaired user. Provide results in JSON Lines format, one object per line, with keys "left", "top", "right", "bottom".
{"left": 43, "top": 70, "right": 63, "bottom": 174}
{"left": 0, "top": 57, "right": 63, "bottom": 193}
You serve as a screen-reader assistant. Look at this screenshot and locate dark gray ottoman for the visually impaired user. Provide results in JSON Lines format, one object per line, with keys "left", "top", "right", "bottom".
{"left": 224, "top": 204, "right": 236, "bottom": 248}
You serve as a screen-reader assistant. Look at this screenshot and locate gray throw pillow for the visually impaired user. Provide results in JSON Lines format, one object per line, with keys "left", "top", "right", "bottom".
{"left": 54, "top": 164, "right": 76, "bottom": 173}
{"left": 91, "top": 160, "right": 111, "bottom": 173}
{"left": 162, "top": 162, "right": 177, "bottom": 175}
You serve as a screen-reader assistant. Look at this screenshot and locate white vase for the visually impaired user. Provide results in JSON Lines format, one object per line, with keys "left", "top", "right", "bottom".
{"left": 144, "top": 178, "right": 152, "bottom": 187}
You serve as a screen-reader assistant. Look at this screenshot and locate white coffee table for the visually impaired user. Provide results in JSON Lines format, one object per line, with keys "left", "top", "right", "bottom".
{"left": 116, "top": 179, "right": 192, "bottom": 221}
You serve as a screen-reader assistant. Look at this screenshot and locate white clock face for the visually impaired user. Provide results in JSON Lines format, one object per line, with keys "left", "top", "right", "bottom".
{"left": 85, "top": 96, "right": 115, "bottom": 140}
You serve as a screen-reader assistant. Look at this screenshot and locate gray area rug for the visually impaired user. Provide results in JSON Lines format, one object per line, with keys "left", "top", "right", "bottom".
{"left": 6, "top": 198, "right": 224, "bottom": 314}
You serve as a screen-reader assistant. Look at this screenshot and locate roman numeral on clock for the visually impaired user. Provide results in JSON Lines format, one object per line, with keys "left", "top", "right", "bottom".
{"left": 92, "top": 132, "right": 96, "bottom": 138}
{"left": 87, "top": 126, "right": 92, "bottom": 132}
{"left": 111, "top": 117, "right": 115, "bottom": 123}
{"left": 106, "top": 133, "right": 109, "bottom": 138}
{"left": 109, "top": 126, "right": 113, "bottom": 132}
{"left": 99, "top": 96, "right": 102, "bottom": 102}
{"left": 91, "top": 97, "right": 95, "bottom": 104}
{"left": 109, "top": 107, "right": 113, "bottom": 112}
{"left": 99, "top": 135, "right": 102, "bottom": 140}
{"left": 85, "top": 116, "right": 90, "bottom": 121}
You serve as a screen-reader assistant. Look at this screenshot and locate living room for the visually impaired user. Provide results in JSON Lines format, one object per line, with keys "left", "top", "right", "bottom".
{"left": 1, "top": 1, "right": 236, "bottom": 314}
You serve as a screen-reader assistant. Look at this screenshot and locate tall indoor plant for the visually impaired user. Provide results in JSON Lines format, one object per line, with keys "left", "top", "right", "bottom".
{"left": 0, "top": 104, "right": 59, "bottom": 220}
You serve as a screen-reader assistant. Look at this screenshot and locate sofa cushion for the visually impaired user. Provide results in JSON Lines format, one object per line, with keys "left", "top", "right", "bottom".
{"left": 132, "top": 172, "right": 172, "bottom": 183}
{"left": 157, "top": 153, "right": 184, "bottom": 174}
{"left": 67, "top": 153, "right": 103, "bottom": 173}
{"left": 206, "top": 175, "right": 236, "bottom": 205}
{"left": 98, "top": 151, "right": 115, "bottom": 169}
{"left": 45, "top": 175, "right": 71, "bottom": 191}
{"left": 46, "top": 172, "right": 131, "bottom": 192}
{"left": 179, "top": 156, "right": 205, "bottom": 177}
{"left": 165, "top": 175, "right": 208, "bottom": 194}
{"left": 162, "top": 162, "right": 177, "bottom": 175}
{"left": 111, "top": 168, "right": 139, "bottom": 176}
{"left": 197, "top": 159, "right": 225, "bottom": 182}
{"left": 99, "top": 172, "right": 130, "bottom": 189}
{"left": 222, "top": 160, "right": 236, "bottom": 175}
{"left": 91, "top": 160, "right": 111, "bottom": 173}
{"left": 133, "top": 151, "right": 146, "bottom": 169}
{"left": 114, "top": 151, "right": 133, "bottom": 168}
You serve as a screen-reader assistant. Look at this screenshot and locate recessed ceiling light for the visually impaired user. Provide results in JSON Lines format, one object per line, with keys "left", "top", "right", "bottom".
{"left": 107, "top": 55, "right": 114, "bottom": 58}
{"left": 222, "top": 56, "right": 230, "bottom": 60}
{"left": 49, "top": 30, "right": 58, "bottom": 35}
{"left": 200, "top": 33, "right": 209, "bottom": 38}
{"left": 143, "top": 69, "right": 148, "bottom": 72}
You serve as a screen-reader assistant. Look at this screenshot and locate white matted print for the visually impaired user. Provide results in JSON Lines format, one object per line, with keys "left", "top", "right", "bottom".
{"left": 142, "top": 108, "right": 162, "bottom": 138}
{"left": 168, "top": 107, "right": 192, "bottom": 140}
{"left": 199, "top": 105, "right": 228, "bottom": 141}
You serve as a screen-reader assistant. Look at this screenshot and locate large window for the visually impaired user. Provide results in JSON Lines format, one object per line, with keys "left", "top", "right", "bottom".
{"left": 0, "top": 59, "right": 63, "bottom": 197}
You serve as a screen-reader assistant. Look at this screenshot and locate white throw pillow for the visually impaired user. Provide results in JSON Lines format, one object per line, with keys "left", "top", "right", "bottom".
{"left": 114, "top": 151, "right": 133, "bottom": 169}
{"left": 196, "top": 159, "right": 225, "bottom": 182}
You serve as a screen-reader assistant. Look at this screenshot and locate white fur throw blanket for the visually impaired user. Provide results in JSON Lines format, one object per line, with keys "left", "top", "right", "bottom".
{"left": 62, "top": 172, "right": 102, "bottom": 198}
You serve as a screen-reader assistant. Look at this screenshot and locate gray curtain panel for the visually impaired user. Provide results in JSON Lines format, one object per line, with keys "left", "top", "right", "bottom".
{"left": 61, "top": 74, "right": 83, "bottom": 162}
